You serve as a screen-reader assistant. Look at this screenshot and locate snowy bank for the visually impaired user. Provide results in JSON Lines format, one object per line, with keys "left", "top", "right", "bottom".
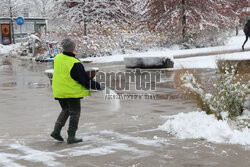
{"left": 81, "top": 47, "right": 250, "bottom": 69}
{"left": 158, "top": 111, "right": 250, "bottom": 145}
{"left": 174, "top": 51, "right": 250, "bottom": 69}
{"left": 80, "top": 35, "right": 250, "bottom": 64}
{"left": 219, "top": 52, "right": 250, "bottom": 60}
{"left": 0, "top": 43, "right": 22, "bottom": 56}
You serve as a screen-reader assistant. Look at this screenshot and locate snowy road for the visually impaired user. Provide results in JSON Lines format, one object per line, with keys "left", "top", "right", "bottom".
{"left": 0, "top": 58, "right": 250, "bottom": 167}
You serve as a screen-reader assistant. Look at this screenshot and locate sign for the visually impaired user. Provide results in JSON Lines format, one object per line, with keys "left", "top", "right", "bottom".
{"left": 16, "top": 17, "right": 24, "bottom": 26}
{"left": 1, "top": 24, "right": 11, "bottom": 45}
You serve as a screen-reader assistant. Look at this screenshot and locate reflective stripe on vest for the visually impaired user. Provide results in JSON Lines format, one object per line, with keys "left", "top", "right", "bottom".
{"left": 52, "top": 53, "right": 91, "bottom": 98}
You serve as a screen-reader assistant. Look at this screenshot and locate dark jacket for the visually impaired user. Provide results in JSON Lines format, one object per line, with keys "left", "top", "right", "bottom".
{"left": 245, "top": 20, "right": 250, "bottom": 36}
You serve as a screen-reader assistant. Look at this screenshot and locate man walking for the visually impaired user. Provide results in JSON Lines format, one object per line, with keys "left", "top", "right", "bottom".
{"left": 50, "top": 38, "right": 102, "bottom": 144}
{"left": 242, "top": 20, "right": 250, "bottom": 50}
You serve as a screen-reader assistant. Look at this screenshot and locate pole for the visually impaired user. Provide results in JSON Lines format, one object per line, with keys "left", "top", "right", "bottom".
{"left": 10, "top": 18, "right": 15, "bottom": 44}
{"left": 20, "top": 25, "right": 22, "bottom": 39}
{"left": 32, "top": 37, "right": 35, "bottom": 57}
{"left": 9, "top": 0, "right": 15, "bottom": 44}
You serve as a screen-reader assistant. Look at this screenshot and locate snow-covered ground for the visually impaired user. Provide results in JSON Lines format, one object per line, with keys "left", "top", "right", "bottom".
{"left": 80, "top": 34, "right": 250, "bottom": 69}
{"left": 174, "top": 51, "right": 250, "bottom": 69}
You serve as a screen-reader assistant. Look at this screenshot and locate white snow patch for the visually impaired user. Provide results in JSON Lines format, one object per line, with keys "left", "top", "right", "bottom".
{"left": 67, "top": 143, "right": 143, "bottom": 157}
{"left": 219, "top": 52, "right": 250, "bottom": 60}
{"left": 0, "top": 43, "right": 22, "bottom": 56}
{"left": 29, "top": 35, "right": 41, "bottom": 42}
{"left": 44, "top": 69, "right": 54, "bottom": 74}
{"left": 9, "top": 143, "right": 62, "bottom": 167}
{"left": 68, "top": 145, "right": 116, "bottom": 156}
{"left": 174, "top": 55, "right": 217, "bottom": 69}
{"left": 100, "top": 130, "right": 161, "bottom": 146}
{"left": 0, "top": 153, "right": 25, "bottom": 167}
{"left": 158, "top": 111, "right": 250, "bottom": 145}
{"left": 132, "top": 115, "right": 139, "bottom": 120}
{"left": 79, "top": 54, "right": 126, "bottom": 63}
{"left": 174, "top": 51, "right": 250, "bottom": 69}
{"left": 237, "top": 110, "right": 250, "bottom": 120}
{"left": 58, "top": 133, "right": 152, "bottom": 157}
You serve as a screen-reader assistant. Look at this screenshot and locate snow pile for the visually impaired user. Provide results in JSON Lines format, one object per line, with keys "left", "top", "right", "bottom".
{"left": 158, "top": 111, "right": 250, "bottom": 145}
{"left": 0, "top": 43, "right": 22, "bottom": 56}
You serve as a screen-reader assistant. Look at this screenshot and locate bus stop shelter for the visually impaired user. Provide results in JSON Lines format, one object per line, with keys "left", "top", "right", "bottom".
{"left": 0, "top": 17, "right": 47, "bottom": 45}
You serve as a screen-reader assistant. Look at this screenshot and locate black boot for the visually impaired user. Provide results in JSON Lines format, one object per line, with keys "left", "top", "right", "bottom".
{"left": 50, "top": 124, "right": 64, "bottom": 141}
{"left": 67, "top": 130, "right": 82, "bottom": 144}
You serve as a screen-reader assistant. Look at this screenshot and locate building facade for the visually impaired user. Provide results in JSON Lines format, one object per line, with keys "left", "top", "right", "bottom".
{"left": 0, "top": 17, "right": 47, "bottom": 45}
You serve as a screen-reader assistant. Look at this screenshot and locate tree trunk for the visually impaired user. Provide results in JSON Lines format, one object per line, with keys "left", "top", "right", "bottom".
{"left": 181, "top": 0, "right": 186, "bottom": 42}
{"left": 10, "top": 19, "right": 15, "bottom": 44}
{"left": 82, "top": 7, "right": 87, "bottom": 36}
{"left": 9, "top": 1, "right": 15, "bottom": 44}
{"left": 42, "top": 1, "right": 46, "bottom": 17}
{"left": 84, "top": 18, "right": 87, "bottom": 36}
{"left": 236, "top": 26, "right": 238, "bottom": 36}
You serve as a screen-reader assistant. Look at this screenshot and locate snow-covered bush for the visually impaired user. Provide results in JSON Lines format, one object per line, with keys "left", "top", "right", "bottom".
{"left": 214, "top": 68, "right": 248, "bottom": 118}
{"left": 47, "top": 23, "right": 174, "bottom": 57}
{"left": 179, "top": 65, "right": 249, "bottom": 120}
{"left": 47, "top": 19, "right": 234, "bottom": 57}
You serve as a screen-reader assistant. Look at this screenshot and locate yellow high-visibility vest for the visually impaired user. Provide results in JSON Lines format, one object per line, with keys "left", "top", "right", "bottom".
{"left": 52, "top": 53, "right": 91, "bottom": 98}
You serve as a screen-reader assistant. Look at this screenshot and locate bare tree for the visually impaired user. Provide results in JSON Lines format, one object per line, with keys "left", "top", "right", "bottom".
{"left": 53, "top": 0, "right": 135, "bottom": 36}
{"left": 28, "top": 0, "right": 53, "bottom": 17}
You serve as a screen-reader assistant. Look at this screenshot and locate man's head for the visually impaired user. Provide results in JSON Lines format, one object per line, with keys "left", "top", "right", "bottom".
{"left": 61, "top": 38, "right": 76, "bottom": 53}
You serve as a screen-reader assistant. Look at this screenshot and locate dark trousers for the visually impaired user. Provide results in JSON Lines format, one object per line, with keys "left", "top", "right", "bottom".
{"left": 55, "top": 99, "right": 81, "bottom": 132}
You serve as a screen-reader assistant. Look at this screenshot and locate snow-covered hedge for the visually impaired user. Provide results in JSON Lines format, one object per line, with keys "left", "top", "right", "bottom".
{"left": 179, "top": 64, "right": 249, "bottom": 121}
